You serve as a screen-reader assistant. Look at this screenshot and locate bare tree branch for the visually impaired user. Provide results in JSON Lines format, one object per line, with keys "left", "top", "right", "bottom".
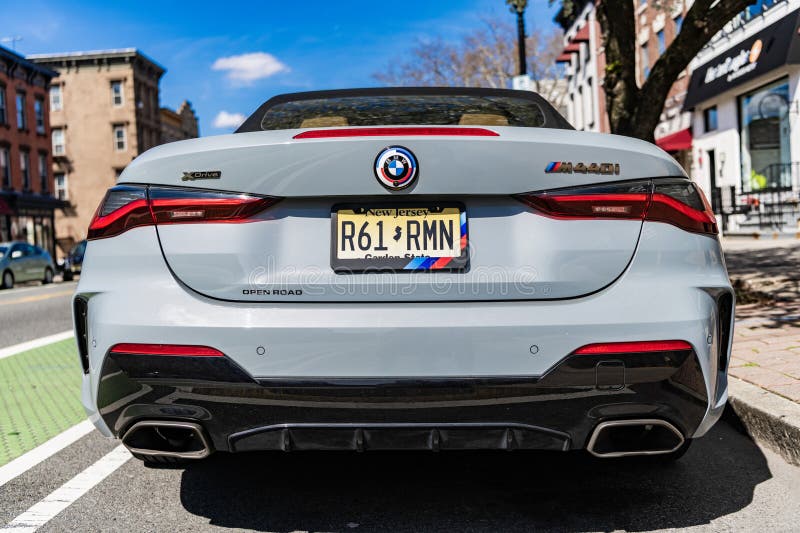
{"left": 373, "top": 16, "right": 566, "bottom": 107}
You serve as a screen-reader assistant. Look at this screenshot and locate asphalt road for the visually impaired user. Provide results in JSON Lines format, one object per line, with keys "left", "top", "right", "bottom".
{"left": 1, "top": 417, "right": 798, "bottom": 532}
{"left": 0, "top": 280, "right": 77, "bottom": 348}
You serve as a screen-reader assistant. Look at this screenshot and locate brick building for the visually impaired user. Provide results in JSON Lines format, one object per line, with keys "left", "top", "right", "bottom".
{"left": 0, "top": 45, "right": 62, "bottom": 255}
{"left": 29, "top": 49, "right": 167, "bottom": 254}
{"left": 160, "top": 100, "right": 199, "bottom": 144}
{"left": 555, "top": 0, "right": 692, "bottom": 168}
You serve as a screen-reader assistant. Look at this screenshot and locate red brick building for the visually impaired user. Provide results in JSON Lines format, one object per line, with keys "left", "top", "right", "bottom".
{"left": 555, "top": 0, "right": 693, "bottom": 170}
{"left": 0, "top": 45, "right": 62, "bottom": 255}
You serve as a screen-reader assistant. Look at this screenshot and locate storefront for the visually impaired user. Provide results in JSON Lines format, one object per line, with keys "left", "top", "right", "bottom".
{"left": 684, "top": 5, "right": 800, "bottom": 231}
{"left": 0, "top": 193, "right": 61, "bottom": 256}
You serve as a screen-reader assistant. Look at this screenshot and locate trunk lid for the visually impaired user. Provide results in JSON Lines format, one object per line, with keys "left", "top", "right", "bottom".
{"left": 121, "top": 127, "right": 684, "bottom": 302}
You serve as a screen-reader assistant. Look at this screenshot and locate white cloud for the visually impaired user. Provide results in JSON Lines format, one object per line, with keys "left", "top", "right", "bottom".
{"left": 213, "top": 111, "right": 246, "bottom": 129}
{"left": 212, "top": 52, "right": 289, "bottom": 83}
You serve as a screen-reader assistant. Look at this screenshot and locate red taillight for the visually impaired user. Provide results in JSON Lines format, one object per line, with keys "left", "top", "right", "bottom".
{"left": 149, "top": 189, "right": 278, "bottom": 225}
{"left": 515, "top": 181, "right": 651, "bottom": 221}
{"left": 87, "top": 197, "right": 153, "bottom": 240}
{"left": 515, "top": 179, "right": 718, "bottom": 236}
{"left": 109, "top": 343, "right": 224, "bottom": 357}
{"left": 293, "top": 127, "right": 499, "bottom": 139}
{"left": 519, "top": 193, "right": 650, "bottom": 220}
{"left": 573, "top": 340, "right": 692, "bottom": 355}
{"left": 87, "top": 185, "right": 281, "bottom": 240}
{"left": 647, "top": 181, "right": 718, "bottom": 235}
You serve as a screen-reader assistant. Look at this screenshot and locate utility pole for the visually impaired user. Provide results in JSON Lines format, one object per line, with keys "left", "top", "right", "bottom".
{"left": 0, "top": 36, "right": 23, "bottom": 51}
{"left": 506, "top": 0, "right": 528, "bottom": 75}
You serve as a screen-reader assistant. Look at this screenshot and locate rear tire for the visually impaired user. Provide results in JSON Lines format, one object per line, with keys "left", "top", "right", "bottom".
{"left": 43, "top": 267, "right": 54, "bottom": 284}
{"left": 1, "top": 271, "right": 13, "bottom": 290}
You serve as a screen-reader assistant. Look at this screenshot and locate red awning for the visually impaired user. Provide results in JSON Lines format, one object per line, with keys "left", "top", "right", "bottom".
{"left": 556, "top": 53, "right": 572, "bottom": 63}
{"left": 656, "top": 128, "right": 692, "bottom": 152}
{"left": 571, "top": 24, "right": 590, "bottom": 43}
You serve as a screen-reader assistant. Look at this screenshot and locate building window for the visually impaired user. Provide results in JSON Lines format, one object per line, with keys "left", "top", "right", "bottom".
{"left": 55, "top": 172, "right": 68, "bottom": 201}
{"left": 50, "top": 85, "right": 62, "bottom": 111}
{"left": 657, "top": 30, "right": 666, "bottom": 55}
{"left": 0, "top": 147, "right": 9, "bottom": 188}
{"left": 641, "top": 44, "right": 650, "bottom": 79}
{"left": 0, "top": 86, "right": 6, "bottom": 125}
{"left": 34, "top": 97, "right": 45, "bottom": 134}
{"left": 739, "top": 79, "right": 791, "bottom": 191}
{"left": 20, "top": 150, "right": 30, "bottom": 190}
{"left": 111, "top": 81, "right": 124, "bottom": 107}
{"left": 38, "top": 153, "right": 48, "bottom": 193}
{"left": 586, "top": 78, "right": 595, "bottom": 129}
{"left": 674, "top": 15, "right": 683, "bottom": 33}
{"left": 16, "top": 92, "right": 26, "bottom": 130}
{"left": 703, "top": 106, "right": 718, "bottom": 132}
{"left": 52, "top": 129, "right": 65, "bottom": 156}
{"left": 113, "top": 124, "right": 127, "bottom": 151}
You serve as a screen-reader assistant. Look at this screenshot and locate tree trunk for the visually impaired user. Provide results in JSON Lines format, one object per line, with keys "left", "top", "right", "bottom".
{"left": 596, "top": 0, "right": 756, "bottom": 143}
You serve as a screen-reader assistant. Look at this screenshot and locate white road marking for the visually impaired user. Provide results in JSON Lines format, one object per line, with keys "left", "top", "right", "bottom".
{"left": 0, "top": 330, "right": 74, "bottom": 361}
{"left": 0, "top": 282, "right": 76, "bottom": 298}
{"left": 2, "top": 445, "right": 131, "bottom": 533}
{"left": 0, "top": 420, "right": 94, "bottom": 488}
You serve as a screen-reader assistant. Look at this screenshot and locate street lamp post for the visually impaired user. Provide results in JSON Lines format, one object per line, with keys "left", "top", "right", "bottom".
{"left": 506, "top": 0, "right": 528, "bottom": 76}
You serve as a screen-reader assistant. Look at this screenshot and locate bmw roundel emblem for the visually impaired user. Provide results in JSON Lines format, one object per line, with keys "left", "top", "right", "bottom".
{"left": 374, "top": 146, "right": 418, "bottom": 190}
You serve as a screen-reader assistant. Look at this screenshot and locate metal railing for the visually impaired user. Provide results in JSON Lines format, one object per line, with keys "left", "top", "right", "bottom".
{"left": 712, "top": 162, "right": 800, "bottom": 231}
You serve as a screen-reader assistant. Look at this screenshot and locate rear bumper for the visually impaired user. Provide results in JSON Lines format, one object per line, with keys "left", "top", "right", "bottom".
{"left": 76, "top": 222, "right": 734, "bottom": 448}
{"left": 100, "top": 347, "right": 708, "bottom": 453}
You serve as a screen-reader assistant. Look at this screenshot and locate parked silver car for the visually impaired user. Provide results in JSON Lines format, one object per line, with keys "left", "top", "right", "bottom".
{"left": 0, "top": 241, "right": 56, "bottom": 289}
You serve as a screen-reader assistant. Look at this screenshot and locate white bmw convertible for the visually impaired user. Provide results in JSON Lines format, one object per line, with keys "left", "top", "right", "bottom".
{"left": 73, "top": 87, "right": 733, "bottom": 464}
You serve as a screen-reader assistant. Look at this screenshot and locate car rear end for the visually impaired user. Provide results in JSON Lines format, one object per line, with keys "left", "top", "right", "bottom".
{"left": 73, "top": 88, "right": 733, "bottom": 461}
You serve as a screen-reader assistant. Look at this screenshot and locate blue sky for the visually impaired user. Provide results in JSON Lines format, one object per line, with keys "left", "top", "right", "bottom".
{"left": 3, "top": 0, "right": 561, "bottom": 135}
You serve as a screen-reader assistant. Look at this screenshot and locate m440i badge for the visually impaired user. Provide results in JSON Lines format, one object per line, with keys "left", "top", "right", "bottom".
{"left": 545, "top": 162, "right": 620, "bottom": 175}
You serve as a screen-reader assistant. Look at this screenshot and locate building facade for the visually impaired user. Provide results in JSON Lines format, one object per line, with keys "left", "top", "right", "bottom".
{"left": 555, "top": 1, "right": 609, "bottom": 133}
{"left": 684, "top": 0, "right": 800, "bottom": 232}
{"left": 555, "top": 0, "right": 692, "bottom": 167}
{"left": 0, "top": 45, "right": 62, "bottom": 255}
{"left": 29, "top": 49, "right": 165, "bottom": 254}
{"left": 160, "top": 100, "right": 199, "bottom": 144}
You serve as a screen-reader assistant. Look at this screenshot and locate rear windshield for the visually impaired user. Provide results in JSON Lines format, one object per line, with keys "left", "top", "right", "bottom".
{"left": 258, "top": 94, "right": 549, "bottom": 131}
{"left": 0, "top": 246, "right": 6, "bottom": 257}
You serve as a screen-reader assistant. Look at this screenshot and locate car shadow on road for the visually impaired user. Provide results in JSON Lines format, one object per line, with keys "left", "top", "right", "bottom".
{"left": 178, "top": 418, "right": 771, "bottom": 532}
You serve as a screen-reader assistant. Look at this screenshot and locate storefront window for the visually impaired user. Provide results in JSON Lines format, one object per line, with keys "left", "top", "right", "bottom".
{"left": 739, "top": 79, "right": 790, "bottom": 191}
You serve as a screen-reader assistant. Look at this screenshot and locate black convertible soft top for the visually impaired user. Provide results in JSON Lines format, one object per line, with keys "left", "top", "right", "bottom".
{"left": 235, "top": 87, "right": 573, "bottom": 133}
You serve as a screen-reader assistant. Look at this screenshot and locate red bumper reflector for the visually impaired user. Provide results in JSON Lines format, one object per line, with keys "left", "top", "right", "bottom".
{"left": 293, "top": 127, "right": 500, "bottom": 139}
{"left": 109, "top": 343, "right": 224, "bottom": 357}
{"left": 573, "top": 340, "right": 692, "bottom": 355}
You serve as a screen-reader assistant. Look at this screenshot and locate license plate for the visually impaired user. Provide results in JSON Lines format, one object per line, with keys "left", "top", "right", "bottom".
{"left": 331, "top": 204, "right": 468, "bottom": 272}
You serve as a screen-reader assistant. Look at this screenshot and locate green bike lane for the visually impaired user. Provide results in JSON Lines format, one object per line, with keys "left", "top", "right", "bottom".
{"left": 0, "top": 339, "right": 85, "bottom": 467}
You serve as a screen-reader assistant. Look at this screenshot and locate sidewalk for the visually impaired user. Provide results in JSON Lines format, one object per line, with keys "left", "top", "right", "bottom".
{"left": 724, "top": 239, "right": 800, "bottom": 403}
{"left": 730, "top": 302, "right": 800, "bottom": 403}
{"left": 723, "top": 239, "right": 800, "bottom": 465}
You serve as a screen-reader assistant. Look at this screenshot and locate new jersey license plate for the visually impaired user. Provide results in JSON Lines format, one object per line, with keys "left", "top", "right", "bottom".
{"left": 331, "top": 204, "right": 468, "bottom": 272}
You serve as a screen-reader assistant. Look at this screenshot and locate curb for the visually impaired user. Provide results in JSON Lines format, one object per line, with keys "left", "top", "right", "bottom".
{"left": 727, "top": 377, "right": 800, "bottom": 467}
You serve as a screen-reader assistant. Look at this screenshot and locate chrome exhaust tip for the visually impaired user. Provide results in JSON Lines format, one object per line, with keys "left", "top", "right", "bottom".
{"left": 121, "top": 420, "right": 212, "bottom": 460}
{"left": 586, "top": 419, "right": 685, "bottom": 458}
